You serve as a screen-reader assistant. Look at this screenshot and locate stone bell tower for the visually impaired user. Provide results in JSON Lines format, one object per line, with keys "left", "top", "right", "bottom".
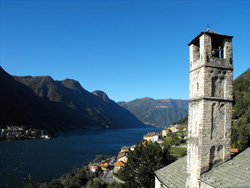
{"left": 186, "top": 29, "right": 233, "bottom": 188}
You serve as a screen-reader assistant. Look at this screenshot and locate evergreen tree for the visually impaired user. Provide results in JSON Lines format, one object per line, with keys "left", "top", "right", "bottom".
{"left": 118, "top": 142, "right": 175, "bottom": 188}
{"left": 49, "top": 179, "right": 64, "bottom": 188}
{"left": 107, "top": 181, "right": 124, "bottom": 188}
{"left": 87, "top": 179, "right": 107, "bottom": 188}
{"left": 231, "top": 68, "right": 250, "bottom": 151}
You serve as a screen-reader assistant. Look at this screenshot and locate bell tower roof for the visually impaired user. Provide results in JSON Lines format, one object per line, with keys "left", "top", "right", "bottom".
{"left": 188, "top": 29, "right": 233, "bottom": 46}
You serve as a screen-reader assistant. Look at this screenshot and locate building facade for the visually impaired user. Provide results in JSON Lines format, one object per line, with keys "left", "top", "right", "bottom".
{"left": 186, "top": 29, "right": 233, "bottom": 188}
{"left": 154, "top": 30, "right": 242, "bottom": 188}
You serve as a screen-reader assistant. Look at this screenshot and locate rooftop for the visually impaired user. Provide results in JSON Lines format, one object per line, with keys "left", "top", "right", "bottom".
{"left": 155, "top": 156, "right": 187, "bottom": 188}
{"left": 200, "top": 147, "right": 250, "bottom": 187}
{"left": 188, "top": 29, "right": 233, "bottom": 46}
{"left": 114, "top": 161, "right": 125, "bottom": 167}
{"left": 117, "top": 152, "right": 127, "bottom": 159}
{"left": 144, "top": 132, "right": 159, "bottom": 137}
{"left": 155, "top": 147, "right": 250, "bottom": 188}
{"left": 231, "top": 148, "right": 239, "bottom": 154}
{"left": 121, "top": 146, "right": 129, "bottom": 150}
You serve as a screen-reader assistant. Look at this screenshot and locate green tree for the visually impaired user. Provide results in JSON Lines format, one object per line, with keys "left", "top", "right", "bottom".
{"left": 170, "top": 133, "right": 181, "bottom": 146}
{"left": 87, "top": 179, "right": 107, "bottom": 188}
{"left": 38, "top": 183, "right": 50, "bottom": 188}
{"left": 23, "top": 174, "right": 40, "bottom": 188}
{"left": 107, "top": 182, "right": 124, "bottom": 188}
{"left": 92, "top": 155, "right": 103, "bottom": 163}
{"left": 49, "top": 179, "right": 64, "bottom": 188}
{"left": 53, "top": 163, "right": 102, "bottom": 188}
{"left": 118, "top": 142, "right": 175, "bottom": 188}
{"left": 231, "top": 68, "right": 250, "bottom": 151}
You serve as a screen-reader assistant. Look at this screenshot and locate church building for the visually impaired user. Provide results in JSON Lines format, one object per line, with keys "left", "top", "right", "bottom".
{"left": 155, "top": 29, "right": 250, "bottom": 188}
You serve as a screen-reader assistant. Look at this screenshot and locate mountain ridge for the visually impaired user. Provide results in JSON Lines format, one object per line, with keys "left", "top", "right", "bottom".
{"left": 118, "top": 97, "right": 188, "bottom": 127}
{"left": 0, "top": 66, "right": 147, "bottom": 133}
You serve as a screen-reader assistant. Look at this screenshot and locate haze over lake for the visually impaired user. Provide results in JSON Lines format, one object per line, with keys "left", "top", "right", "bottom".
{"left": 0, "top": 127, "right": 160, "bottom": 187}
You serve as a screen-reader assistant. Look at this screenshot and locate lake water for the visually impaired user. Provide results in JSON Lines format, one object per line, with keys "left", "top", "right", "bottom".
{"left": 0, "top": 127, "right": 160, "bottom": 187}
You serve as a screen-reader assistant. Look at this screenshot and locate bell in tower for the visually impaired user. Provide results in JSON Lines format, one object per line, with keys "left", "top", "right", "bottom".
{"left": 186, "top": 29, "right": 233, "bottom": 188}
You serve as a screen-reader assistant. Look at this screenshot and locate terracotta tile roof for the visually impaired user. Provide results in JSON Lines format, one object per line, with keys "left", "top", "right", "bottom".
{"left": 121, "top": 146, "right": 129, "bottom": 150}
{"left": 114, "top": 161, "right": 125, "bottom": 167}
{"left": 117, "top": 152, "right": 126, "bottom": 159}
{"left": 99, "top": 162, "right": 108, "bottom": 167}
{"left": 231, "top": 148, "right": 239, "bottom": 153}
{"left": 144, "top": 132, "right": 158, "bottom": 137}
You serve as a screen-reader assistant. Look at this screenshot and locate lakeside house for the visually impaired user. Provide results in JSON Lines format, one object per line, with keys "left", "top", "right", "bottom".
{"left": 113, "top": 145, "right": 130, "bottom": 173}
{"left": 161, "top": 128, "right": 171, "bottom": 137}
{"left": 168, "top": 124, "right": 186, "bottom": 133}
{"left": 117, "top": 152, "right": 128, "bottom": 163}
{"left": 143, "top": 132, "right": 159, "bottom": 142}
{"left": 230, "top": 148, "right": 239, "bottom": 155}
{"left": 99, "top": 160, "right": 109, "bottom": 171}
{"left": 90, "top": 164, "right": 99, "bottom": 172}
{"left": 114, "top": 161, "right": 125, "bottom": 173}
{"left": 120, "top": 146, "right": 129, "bottom": 152}
{"left": 116, "top": 145, "right": 129, "bottom": 163}
{"left": 171, "top": 125, "right": 181, "bottom": 133}
{"left": 0, "top": 125, "right": 51, "bottom": 140}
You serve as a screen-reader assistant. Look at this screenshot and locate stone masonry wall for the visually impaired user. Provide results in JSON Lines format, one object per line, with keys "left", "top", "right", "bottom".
{"left": 187, "top": 31, "right": 233, "bottom": 188}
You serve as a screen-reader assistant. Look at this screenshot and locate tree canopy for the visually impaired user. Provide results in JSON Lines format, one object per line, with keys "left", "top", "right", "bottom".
{"left": 118, "top": 142, "right": 175, "bottom": 188}
{"left": 231, "top": 68, "right": 250, "bottom": 151}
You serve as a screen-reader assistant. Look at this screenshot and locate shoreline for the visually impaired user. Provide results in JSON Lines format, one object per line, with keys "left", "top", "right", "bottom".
{"left": 0, "top": 127, "right": 161, "bottom": 187}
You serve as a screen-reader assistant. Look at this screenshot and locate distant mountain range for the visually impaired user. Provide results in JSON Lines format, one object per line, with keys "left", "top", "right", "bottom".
{"left": 118, "top": 97, "right": 188, "bottom": 128}
{"left": 0, "top": 66, "right": 146, "bottom": 133}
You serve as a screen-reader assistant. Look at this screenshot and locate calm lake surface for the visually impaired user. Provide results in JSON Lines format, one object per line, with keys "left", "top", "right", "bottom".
{"left": 0, "top": 127, "right": 160, "bottom": 187}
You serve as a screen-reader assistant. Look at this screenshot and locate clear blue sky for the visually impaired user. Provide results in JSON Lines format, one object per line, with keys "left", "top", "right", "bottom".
{"left": 0, "top": 0, "right": 249, "bottom": 102}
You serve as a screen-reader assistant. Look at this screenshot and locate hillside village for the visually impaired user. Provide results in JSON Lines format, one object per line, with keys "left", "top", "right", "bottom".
{"left": 87, "top": 124, "right": 188, "bottom": 184}
{"left": 84, "top": 29, "right": 250, "bottom": 188}
{"left": 86, "top": 122, "right": 240, "bottom": 187}
{"left": 0, "top": 125, "right": 51, "bottom": 140}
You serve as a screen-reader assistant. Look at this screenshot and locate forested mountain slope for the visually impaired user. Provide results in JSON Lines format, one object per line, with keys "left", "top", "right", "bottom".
{"left": 118, "top": 97, "right": 188, "bottom": 128}
{"left": 231, "top": 68, "right": 250, "bottom": 151}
